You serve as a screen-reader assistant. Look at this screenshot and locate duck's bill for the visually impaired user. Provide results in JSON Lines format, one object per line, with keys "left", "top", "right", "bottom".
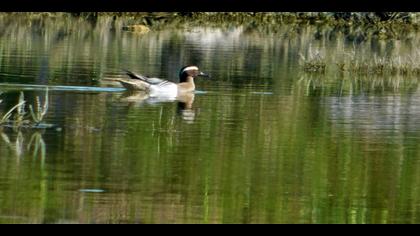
{"left": 199, "top": 71, "right": 211, "bottom": 78}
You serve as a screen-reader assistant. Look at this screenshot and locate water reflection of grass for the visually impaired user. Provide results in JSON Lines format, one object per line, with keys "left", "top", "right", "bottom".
{"left": 1, "top": 131, "right": 46, "bottom": 160}
{"left": 299, "top": 40, "right": 420, "bottom": 77}
{"left": 297, "top": 73, "right": 420, "bottom": 96}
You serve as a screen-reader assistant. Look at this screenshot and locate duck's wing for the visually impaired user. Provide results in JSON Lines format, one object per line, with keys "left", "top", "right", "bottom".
{"left": 125, "top": 70, "right": 169, "bottom": 85}
{"left": 145, "top": 77, "right": 169, "bottom": 85}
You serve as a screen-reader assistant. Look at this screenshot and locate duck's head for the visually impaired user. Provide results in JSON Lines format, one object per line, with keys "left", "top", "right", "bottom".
{"left": 179, "top": 65, "right": 210, "bottom": 82}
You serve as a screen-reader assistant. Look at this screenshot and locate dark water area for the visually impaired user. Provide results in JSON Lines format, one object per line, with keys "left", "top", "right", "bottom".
{"left": 0, "top": 14, "right": 420, "bottom": 223}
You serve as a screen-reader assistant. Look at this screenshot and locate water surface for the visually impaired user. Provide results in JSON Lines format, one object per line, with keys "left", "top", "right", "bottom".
{"left": 0, "top": 14, "right": 420, "bottom": 224}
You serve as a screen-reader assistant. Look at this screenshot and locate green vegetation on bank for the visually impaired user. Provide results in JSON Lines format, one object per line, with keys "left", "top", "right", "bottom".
{"left": 5, "top": 12, "right": 420, "bottom": 39}
{"left": 1, "top": 12, "right": 419, "bottom": 94}
{"left": 80, "top": 12, "right": 420, "bottom": 26}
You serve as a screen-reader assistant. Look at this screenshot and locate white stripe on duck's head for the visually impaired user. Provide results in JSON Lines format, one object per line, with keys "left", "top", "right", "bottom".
{"left": 179, "top": 65, "right": 210, "bottom": 82}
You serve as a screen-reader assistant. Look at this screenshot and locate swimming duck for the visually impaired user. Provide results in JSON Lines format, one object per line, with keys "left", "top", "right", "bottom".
{"left": 116, "top": 66, "right": 209, "bottom": 97}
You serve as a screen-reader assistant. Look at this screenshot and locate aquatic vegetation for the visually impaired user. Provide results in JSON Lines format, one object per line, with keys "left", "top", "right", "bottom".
{"left": 12, "top": 92, "right": 28, "bottom": 130}
{"left": 299, "top": 47, "right": 327, "bottom": 73}
{"left": 0, "top": 92, "right": 26, "bottom": 126}
{"left": 0, "top": 89, "right": 50, "bottom": 129}
{"left": 29, "top": 89, "right": 49, "bottom": 125}
{"left": 0, "top": 90, "right": 49, "bottom": 159}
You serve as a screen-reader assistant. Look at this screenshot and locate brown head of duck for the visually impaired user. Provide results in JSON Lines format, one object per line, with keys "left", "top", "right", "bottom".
{"left": 177, "top": 65, "right": 210, "bottom": 92}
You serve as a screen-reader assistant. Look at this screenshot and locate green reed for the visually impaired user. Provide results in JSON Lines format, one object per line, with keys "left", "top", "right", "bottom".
{"left": 0, "top": 89, "right": 49, "bottom": 130}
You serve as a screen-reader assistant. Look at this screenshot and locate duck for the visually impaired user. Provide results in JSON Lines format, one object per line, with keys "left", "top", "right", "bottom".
{"left": 115, "top": 65, "right": 209, "bottom": 97}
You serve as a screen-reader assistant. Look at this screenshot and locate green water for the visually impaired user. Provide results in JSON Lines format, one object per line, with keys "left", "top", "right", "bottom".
{"left": 0, "top": 14, "right": 420, "bottom": 224}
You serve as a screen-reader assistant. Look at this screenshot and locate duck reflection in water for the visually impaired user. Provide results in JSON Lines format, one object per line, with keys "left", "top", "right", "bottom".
{"left": 120, "top": 90, "right": 197, "bottom": 123}
{"left": 176, "top": 92, "right": 196, "bottom": 123}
